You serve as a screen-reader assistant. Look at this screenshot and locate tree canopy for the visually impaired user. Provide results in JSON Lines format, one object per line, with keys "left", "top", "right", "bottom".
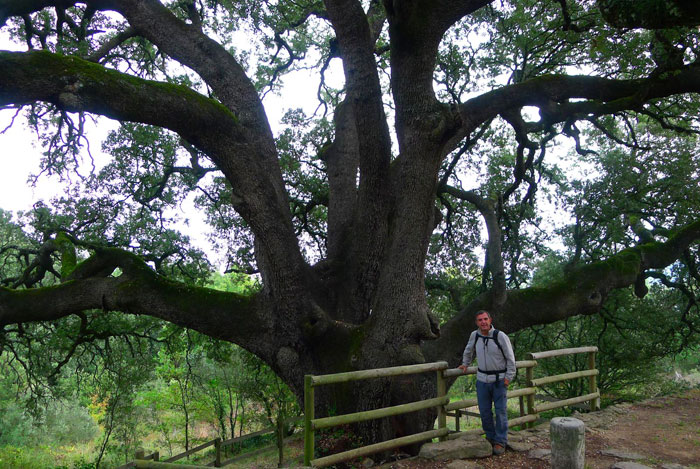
{"left": 1, "top": 0, "right": 700, "bottom": 443}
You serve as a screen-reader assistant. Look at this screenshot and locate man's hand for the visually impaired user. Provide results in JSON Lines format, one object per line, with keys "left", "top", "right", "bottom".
{"left": 458, "top": 365, "right": 467, "bottom": 374}
{"left": 504, "top": 378, "right": 510, "bottom": 387}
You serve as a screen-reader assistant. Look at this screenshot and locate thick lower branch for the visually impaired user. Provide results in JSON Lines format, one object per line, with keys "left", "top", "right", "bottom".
{"left": 0, "top": 250, "right": 270, "bottom": 355}
{"left": 597, "top": 0, "right": 700, "bottom": 29}
{"left": 423, "top": 219, "right": 700, "bottom": 364}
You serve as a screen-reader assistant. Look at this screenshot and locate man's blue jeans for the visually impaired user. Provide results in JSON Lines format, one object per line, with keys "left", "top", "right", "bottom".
{"left": 476, "top": 379, "right": 508, "bottom": 445}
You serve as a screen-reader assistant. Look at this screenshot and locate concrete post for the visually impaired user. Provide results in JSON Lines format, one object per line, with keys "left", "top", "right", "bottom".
{"left": 550, "top": 417, "right": 585, "bottom": 469}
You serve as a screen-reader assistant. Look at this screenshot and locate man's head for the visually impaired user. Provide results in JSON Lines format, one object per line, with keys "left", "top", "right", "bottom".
{"left": 475, "top": 310, "right": 492, "bottom": 334}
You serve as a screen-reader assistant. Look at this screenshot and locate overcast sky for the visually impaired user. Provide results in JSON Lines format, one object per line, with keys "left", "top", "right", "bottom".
{"left": 0, "top": 25, "right": 345, "bottom": 270}
{"left": 0, "top": 28, "right": 341, "bottom": 212}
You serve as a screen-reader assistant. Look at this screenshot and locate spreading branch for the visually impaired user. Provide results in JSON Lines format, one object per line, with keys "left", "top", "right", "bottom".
{"left": 0, "top": 246, "right": 271, "bottom": 355}
{"left": 424, "top": 219, "right": 700, "bottom": 363}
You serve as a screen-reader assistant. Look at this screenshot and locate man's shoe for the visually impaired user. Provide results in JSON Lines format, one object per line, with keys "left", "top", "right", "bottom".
{"left": 492, "top": 443, "right": 505, "bottom": 455}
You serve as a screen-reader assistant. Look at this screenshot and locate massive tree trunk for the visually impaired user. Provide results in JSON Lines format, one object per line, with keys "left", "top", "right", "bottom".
{"left": 1, "top": 0, "right": 700, "bottom": 448}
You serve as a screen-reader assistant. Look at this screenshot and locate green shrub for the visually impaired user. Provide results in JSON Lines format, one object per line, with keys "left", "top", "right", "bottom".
{"left": 52, "top": 457, "right": 97, "bottom": 469}
{"left": 0, "top": 403, "right": 37, "bottom": 446}
{"left": 0, "top": 445, "right": 55, "bottom": 469}
{"left": 42, "top": 400, "right": 99, "bottom": 445}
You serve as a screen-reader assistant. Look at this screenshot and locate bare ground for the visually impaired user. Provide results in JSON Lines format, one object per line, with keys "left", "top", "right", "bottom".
{"left": 379, "top": 388, "right": 700, "bottom": 469}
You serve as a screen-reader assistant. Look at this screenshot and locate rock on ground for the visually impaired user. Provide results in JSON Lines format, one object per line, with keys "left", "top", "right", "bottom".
{"left": 600, "top": 449, "right": 646, "bottom": 460}
{"left": 418, "top": 436, "right": 492, "bottom": 460}
{"left": 445, "top": 459, "right": 484, "bottom": 469}
{"left": 527, "top": 448, "right": 551, "bottom": 460}
{"left": 610, "top": 462, "right": 654, "bottom": 469}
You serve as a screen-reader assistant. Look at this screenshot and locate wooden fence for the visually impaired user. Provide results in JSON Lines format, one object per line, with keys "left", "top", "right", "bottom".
{"left": 303, "top": 345, "right": 600, "bottom": 467}
{"left": 303, "top": 361, "right": 450, "bottom": 467}
{"left": 115, "top": 415, "right": 303, "bottom": 469}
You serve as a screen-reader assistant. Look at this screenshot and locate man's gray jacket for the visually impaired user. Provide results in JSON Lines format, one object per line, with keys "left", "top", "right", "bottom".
{"left": 461, "top": 326, "right": 516, "bottom": 383}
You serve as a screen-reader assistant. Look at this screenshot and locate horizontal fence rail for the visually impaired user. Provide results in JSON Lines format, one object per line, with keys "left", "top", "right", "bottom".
{"left": 528, "top": 346, "right": 598, "bottom": 360}
{"left": 312, "top": 428, "right": 449, "bottom": 468}
{"left": 163, "top": 439, "right": 217, "bottom": 463}
{"left": 312, "top": 396, "right": 449, "bottom": 430}
{"left": 134, "top": 461, "right": 208, "bottom": 469}
{"left": 310, "top": 361, "right": 450, "bottom": 385}
{"left": 530, "top": 369, "right": 599, "bottom": 387}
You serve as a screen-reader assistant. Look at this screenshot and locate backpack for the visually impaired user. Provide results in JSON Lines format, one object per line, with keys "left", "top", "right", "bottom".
{"left": 475, "top": 329, "right": 515, "bottom": 378}
{"left": 476, "top": 329, "right": 507, "bottom": 360}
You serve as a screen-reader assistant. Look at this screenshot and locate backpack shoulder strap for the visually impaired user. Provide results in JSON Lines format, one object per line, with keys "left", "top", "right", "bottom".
{"left": 492, "top": 329, "right": 507, "bottom": 360}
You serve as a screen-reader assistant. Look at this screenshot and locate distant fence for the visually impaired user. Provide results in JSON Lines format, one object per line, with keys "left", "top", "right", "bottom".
{"left": 303, "top": 346, "right": 600, "bottom": 467}
{"left": 115, "top": 415, "right": 303, "bottom": 469}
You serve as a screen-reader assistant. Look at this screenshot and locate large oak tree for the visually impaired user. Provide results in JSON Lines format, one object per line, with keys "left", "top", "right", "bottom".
{"left": 1, "top": 0, "right": 700, "bottom": 444}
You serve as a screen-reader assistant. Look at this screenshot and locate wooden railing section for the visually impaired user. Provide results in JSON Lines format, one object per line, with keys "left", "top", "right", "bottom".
{"left": 116, "top": 415, "right": 303, "bottom": 469}
{"left": 303, "top": 345, "right": 600, "bottom": 467}
{"left": 303, "top": 362, "right": 451, "bottom": 467}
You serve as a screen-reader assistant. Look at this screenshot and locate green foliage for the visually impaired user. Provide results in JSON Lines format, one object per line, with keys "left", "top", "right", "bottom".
{"left": 44, "top": 400, "right": 100, "bottom": 445}
{"left": 53, "top": 458, "right": 97, "bottom": 469}
{"left": 1, "top": 0, "right": 700, "bottom": 459}
{"left": 513, "top": 284, "right": 700, "bottom": 401}
{"left": 0, "top": 266, "right": 300, "bottom": 467}
{"left": 673, "top": 345, "right": 700, "bottom": 374}
{"left": 426, "top": 268, "right": 482, "bottom": 323}
{"left": 0, "top": 402, "right": 38, "bottom": 446}
{"left": 0, "top": 446, "right": 53, "bottom": 469}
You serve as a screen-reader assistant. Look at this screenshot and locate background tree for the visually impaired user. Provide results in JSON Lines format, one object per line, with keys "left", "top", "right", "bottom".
{"left": 1, "top": 0, "right": 700, "bottom": 445}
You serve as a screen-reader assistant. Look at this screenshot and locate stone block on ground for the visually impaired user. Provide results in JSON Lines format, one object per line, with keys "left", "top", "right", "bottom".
{"left": 445, "top": 459, "right": 484, "bottom": 469}
{"left": 550, "top": 417, "right": 585, "bottom": 469}
{"left": 527, "top": 448, "right": 551, "bottom": 460}
{"left": 601, "top": 449, "right": 646, "bottom": 460}
{"left": 506, "top": 439, "right": 534, "bottom": 452}
{"left": 504, "top": 431, "right": 534, "bottom": 452}
{"left": 418, "top": 436, "right": 492, "bottom": 460}
{"left": 524, "top": 422, "right": 550, "bottom": 435}
{"left": 361, "top": 457, "right": 375, "bottom": 467}
{"left": 611, "top": 462, "right": 654, "bottom": 469}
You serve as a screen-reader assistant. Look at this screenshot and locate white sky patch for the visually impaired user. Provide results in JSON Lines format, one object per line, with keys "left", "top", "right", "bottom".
{"left": 0, "top": 27, "right": 346, "bottom": 270}
{"left": 0, "top": 113, "right": 48, "bottom": 213}
{"left": 521, "top": 106, "right": 540, "bottom": 122}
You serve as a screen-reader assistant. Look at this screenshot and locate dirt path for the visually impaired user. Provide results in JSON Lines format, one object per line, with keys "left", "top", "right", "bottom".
{"left": 385, "top": 388, "right": 700, "bottom": 469}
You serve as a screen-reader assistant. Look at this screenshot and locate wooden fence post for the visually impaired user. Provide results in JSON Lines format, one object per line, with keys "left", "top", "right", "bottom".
{"left": 304, "top": 375, "right": 314, "bottom": 467}
{"left": 519, "top": 395, "right": 525, "bottom": 419}
{"left": 277, "top": 416, "right": 284, "bottom": 467}
{"left": 436, "top": 369, "right": 447, "bottom": 441}
{"left": 454, "top": 409, "right": 460, "bottom": 433}
{"left": 152, "top": 451, "right": 159, "bottom": 462}
{"left": 214, "top": 437, "right": 221, "bottom": 467}
{"left": 135, "top": 448, "right": 145, "bottom": 460}
{"left": 526, "top": 365, "right": 536, "bottom": 428}
{"left": 588, "top": 351, "right": 600, "bottom": 411}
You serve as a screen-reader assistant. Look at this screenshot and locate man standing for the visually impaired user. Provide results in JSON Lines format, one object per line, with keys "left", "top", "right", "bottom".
{"left": 458, "top": 310, "right": 516, "bottom": 456}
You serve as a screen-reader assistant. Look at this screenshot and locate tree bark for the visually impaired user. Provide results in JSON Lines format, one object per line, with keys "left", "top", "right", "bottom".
{"left": 1, "top": 0, "right": 700, "bottom": 450}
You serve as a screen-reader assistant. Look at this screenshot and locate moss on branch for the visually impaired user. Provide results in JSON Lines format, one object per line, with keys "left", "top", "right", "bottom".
{"left": 0, "top": 50, "right": 239, "bottom": 129}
